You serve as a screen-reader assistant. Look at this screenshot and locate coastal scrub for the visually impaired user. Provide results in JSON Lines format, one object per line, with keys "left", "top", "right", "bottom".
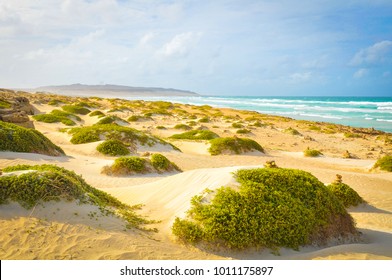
{"left": 172, "top": 168, "right": 358, "bottom": 250}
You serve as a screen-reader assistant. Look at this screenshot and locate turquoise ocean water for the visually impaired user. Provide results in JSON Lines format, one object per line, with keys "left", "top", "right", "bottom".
{"left": 126, "top": 96, "right": 392, "bottom": 133}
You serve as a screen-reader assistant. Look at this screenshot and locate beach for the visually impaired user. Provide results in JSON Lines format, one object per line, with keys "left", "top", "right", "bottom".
{"left": 0, "top": 91, "right": 391, "bottom": 260}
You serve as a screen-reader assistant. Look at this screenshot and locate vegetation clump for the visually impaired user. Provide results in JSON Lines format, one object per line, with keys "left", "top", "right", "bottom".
{"left": 170, "top": 130, "right": 219, "bottom": 140}
{"left": 284, "top": 127, "right": 301, "bottom": 135}
{"left": 172, "top": 168, "right": 357, "bottom": 249}
{"left": 102, "top": 154, "right": 181, "bottom": 176}
{"left": 89, "top": 110, "right": 105, "bottom": 117}
{"left": 304, "top": 147, "right": 323, "bottom": 157}
{"left": 209, "top": 137, "right": 264, "bottom": 155}
{"left": 373, "top": 155, "right": 392, "bottom": 172}
{"left": 96, "top": 116, "right": 127, "bottom": 125}
{"left": 96, "top": 139, "right": 130, "bottom": 156}
{"left": 62, "top": 105, "right": 91, "bottom": 115}
{"left": 68, "top": 124, "right": 173, "bottom": 150}
{"left": 174, "top": 124, "right": 192, "bottom": 130}
{"left": 327, "top": 175, "right": 365, "bottom": 207}
{"left": 231, "top": 122, "right": 243, "bottom": 128}
{"left": 0, "top": 121, "right": 64, "bottom": 156}
{"left": 198, "top": 116, "right": 210, "bottom": 123}
{"left": 0, "top": 164, "right": 151, "bottom": 229}
{"left": 33, "top": 109, "right": 81, "bottom": 126}
{"left": 236, "top": 129, "right": 251, "bottom": 134}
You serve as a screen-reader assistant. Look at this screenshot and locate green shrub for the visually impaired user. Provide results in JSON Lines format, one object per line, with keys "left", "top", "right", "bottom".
{"left": 304, "top": 148, "right": 323, "bottom": 157}
{"left": 344, "top": 132, "right": 361, "bottom": 138}
{"left": 209, "top": 137, "right": 264, "bottom": 155}
{"left": 187, "top": 121, "right": 197, "bottom": 127}
{"left": 373, "top": 155, "right": 392, "bottom": 172}
{"left": 62, "top": 105, "right": 91, "bottom": 115}
{"left": 143, "top": 109, "right": 171, "bottom": 116}
{"left": 0, "top": 164, "right": 151, "bottom": 229}
{"left": 236, "top": 129, "right": 251, "bottom": 134}
{"left": 156, "top": 126, "right": 166, "bottom": 130}
{"left": 68, "top": 124, "right": 168, "bottom": 149}
{"left": 51, "top": 110, "right": 81, "bottom": 121}
{"left": 48, "top": 99, "right": 63, "bottom": 106}
{"left": 102, "top": 154, "right": 181, "bottom": 176}
{"left": 231, "top": 122, "right": 243, "bottom": 128}
{"left": 174, "top": 124, "right": 191, "bottom": 130}
{"left": 0, "top": 121, "right": 64, "bottom": 156}
{"left": 33, "top": 114, "right": 62, "bottom": 123}
{"left": 327, "top": 182, "right": 365, "bottom": 207}
{"left": 128, "top": 115, "right": 141, "bottom": 122}
{"left": 199, "top": 116, "right": 210, "bottom": 123}
{"left": 172, "top": 168, "right": 357, "bottom": 250}
{"left": 172, "top": 217, "right": 203, "bottom": 243}
{"left": 108, "top": 156, "right": 147, "bottom": 175}
{"left": 284, "top": 127, "right": 301, "bottom": 135}
{"left": 251, "top": 121, "right": 264, "bottom": 127}
{"left": 95, "top": 116, "right": 127, "bottom": 125}
{"left": 89, "top": 110, "right": 105, "bottom": 117}
{"left": 33, "top": 111, "right": 78, "bottom": 126}
{"left": 96, "top": 139, "right": 130, "bottom": 156}
{"left": 150, "top": 153, "right": 180, "bottom": 172}
{"left": 170, "top": 130, "right": 219, "bottom": 140}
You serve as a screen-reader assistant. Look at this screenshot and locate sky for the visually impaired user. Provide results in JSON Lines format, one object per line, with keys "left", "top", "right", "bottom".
{"left": 0, "top": 0, "right": 391, "bottom": 96}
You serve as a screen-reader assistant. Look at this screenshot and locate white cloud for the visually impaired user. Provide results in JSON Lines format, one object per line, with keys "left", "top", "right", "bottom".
{"left": 350, "top": 40, "right": 392, "bottom": 66}
{"left": 289, "top": 72, "right": 311, "bottom": 83}
{"left": 159, "top": 32, "right": 202, "bottom": 57}
{"left": 353, "top": 68, "right": 368, "bottom": 79}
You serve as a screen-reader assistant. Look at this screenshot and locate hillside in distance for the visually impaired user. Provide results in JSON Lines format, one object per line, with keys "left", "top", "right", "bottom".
{"left": 32, "top": 84, "right": 199, "bottom": 97}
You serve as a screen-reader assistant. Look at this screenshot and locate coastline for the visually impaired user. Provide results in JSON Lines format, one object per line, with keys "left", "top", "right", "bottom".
{"left": 0, "top": 90, "right": 391, "bottom": 260}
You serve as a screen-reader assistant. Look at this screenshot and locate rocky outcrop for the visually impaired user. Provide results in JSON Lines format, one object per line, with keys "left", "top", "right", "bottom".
{"left": 0, "top": 90, "right": 35, "bottom": 128}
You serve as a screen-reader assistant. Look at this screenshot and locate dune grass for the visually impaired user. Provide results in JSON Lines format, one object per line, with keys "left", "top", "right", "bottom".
{"left": 209, "top": 137, "right": 264, "bottom": 155}
{"left": 170, "top": 130, "right": 219, "bottom": 140}
{"left": 96, "top": 139, "right": 131, "bottom": 156}
{"left": 0, "top": 121, "right": 64, "bottom": 156}
{"left": 373, "top": 155, "right": 392, "bottom": 172}
{"left": 172, "top": 168, "right": 357, "bottom": 249}
{"left": 102, "top": 154, "right": 181, "bottom": 176}
{"left": 0, "top": 164, "right": 152, "bottom": 229}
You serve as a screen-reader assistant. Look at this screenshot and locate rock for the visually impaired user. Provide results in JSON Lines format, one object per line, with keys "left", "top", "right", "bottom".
{"left": 0, "top": 93, "right": 35, "bottom": 128}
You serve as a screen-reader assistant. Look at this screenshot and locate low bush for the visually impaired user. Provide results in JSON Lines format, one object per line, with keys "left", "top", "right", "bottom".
{"left": 284, "top": 127, "right": 301, "bottom": 135}
{"left": 89, "top": 110, "right": 105, "bottom": 117}
{"left": 150, "top": 153, "right": 181, "bottom": 172}
{"left": 373, "top": 155, "right": 392, "bottom": 172}
{"left": 172, "top": 168, "right": 357, "bottom": 250}
{"left": 102, "top": 154, "right": 181, "bottom": 176}
{"left": 96, "top": 116, "right": 127, "bottom": 125}
{"left": 209, "top": 137, "right": 264, "bottom": 155}
{"left": 174, "top": 124, "right": 192, "bottom": 130}
{"left": 96, "top": 139, "right": 130, "bottom": 156}
{"left": 231, "top": 122, "right": 243, "bottom": 128}
{"left": 33, "top": 110, "right": 80, "bottom": 126}
{"left": 68, "top": 124, "right": 172, "bottom": 150}
{"left": 198, "top": 117, "right": 210, "bottom": 123}
{"left": 0, "top": 121, "right": 64, "bottom": 156}
{"left": 62, "top": 105, "right": 91, "bottom": 115}
{"left": 0, "top": 164, "right": 151, "bottom": 229}
{"left": 304, "top": 148, "right": 323, "bottom": 157}
{"left": 327, "top": 182, "right": 365, "bottom": 207}
{"left": 344, "top": 132, "right": 361, "bottom": 138}
{"left": 236, "top": 129, "right": 251, "bottom": 134}
{"left": 170, "top": 130, "right": 219, "bottom": 140}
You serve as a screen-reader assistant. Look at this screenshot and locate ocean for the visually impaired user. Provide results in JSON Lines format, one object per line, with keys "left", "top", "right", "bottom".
{"left": 125, "top": 96, "right": 392, "bottom": 133}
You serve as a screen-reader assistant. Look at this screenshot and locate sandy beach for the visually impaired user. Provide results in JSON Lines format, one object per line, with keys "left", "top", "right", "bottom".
{"left": 0, "top": 92, "right": 391, "bottom": 260}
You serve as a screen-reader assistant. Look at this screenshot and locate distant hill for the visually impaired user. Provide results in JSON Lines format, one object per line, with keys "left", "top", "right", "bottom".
{"left": 32, "top": 84, "right": 199, "bottom": 97}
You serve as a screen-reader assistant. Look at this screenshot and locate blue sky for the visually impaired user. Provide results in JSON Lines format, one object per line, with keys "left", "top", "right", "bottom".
{"left": 0, "top": 0, "right": 391, "bottom": 96}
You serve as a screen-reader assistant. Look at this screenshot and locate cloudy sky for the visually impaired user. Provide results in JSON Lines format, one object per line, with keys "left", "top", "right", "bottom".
{"left": 1, "top": 0, "right": 391, "bottom": 96}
